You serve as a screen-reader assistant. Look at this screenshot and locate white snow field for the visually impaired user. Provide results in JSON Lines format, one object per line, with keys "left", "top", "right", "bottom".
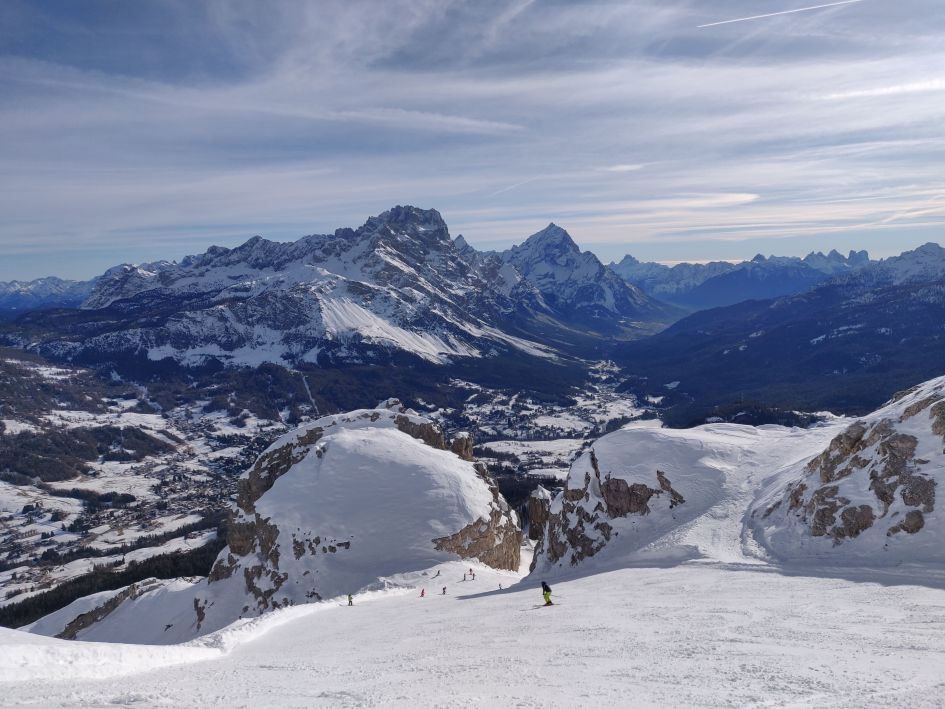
{"left": 2, "top": 559, "right": 945, "bottom": 707}
{"left": 4, "top": 381, "right": 945, "bottom": 707}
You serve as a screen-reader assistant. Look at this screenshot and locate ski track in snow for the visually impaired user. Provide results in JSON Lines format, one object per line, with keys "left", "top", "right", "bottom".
{"left": 3, "top": 560, "right": 945, "bottom": 707}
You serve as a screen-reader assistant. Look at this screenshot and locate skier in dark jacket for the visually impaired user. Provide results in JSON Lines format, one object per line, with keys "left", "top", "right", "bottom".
{"left": 541, "top": 581, "right": 553, "bottom": 606}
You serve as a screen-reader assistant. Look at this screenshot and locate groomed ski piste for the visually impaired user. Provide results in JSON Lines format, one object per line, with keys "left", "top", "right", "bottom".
{"left": 4, "top": 387, "right": 945, "bottom": 707}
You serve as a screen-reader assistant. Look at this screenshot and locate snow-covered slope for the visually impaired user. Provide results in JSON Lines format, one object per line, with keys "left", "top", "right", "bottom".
{"left": 749, "top": 376, "right": 945, "bottom": 563}
{"left": 531, "top": 373, "right": 945, "bottom": 576}
{"left": 530, "top": 420, "right": 842, "bottom": 574}
{"left": 9, "top": 382, "right": 945, "bottom": 705}
{"left": 609, "top": 256, "right": 737, "bottom": 300}
{"left": 63, "top": 206, "right": 555, "bottom": 366}
{"left": 26, "top": 401, "right": 520, "bottom": 644}
{"left": 5, "top": 559, "right": 945, "bottom": 706}
{"left": 843, "top": 241, "right": 945, "bottom": 288}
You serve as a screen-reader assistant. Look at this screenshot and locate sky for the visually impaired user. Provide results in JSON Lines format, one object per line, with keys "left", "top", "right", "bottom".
{"left": 1, "top": 0, "right": 944, "bottom": 280}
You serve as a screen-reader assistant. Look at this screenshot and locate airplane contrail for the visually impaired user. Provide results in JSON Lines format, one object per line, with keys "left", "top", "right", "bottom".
{"left": 698, "top": 0, "right": 865, "bottom": 28}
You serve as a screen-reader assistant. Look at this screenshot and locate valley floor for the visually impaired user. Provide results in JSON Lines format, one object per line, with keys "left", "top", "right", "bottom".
{"left": 3, "top": 558, "right": 945, "bottom": 708}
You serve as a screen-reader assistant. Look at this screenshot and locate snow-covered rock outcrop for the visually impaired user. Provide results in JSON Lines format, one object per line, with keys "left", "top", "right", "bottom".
{"left": 529, "top": 421, "right": 757, "bottom": 574}
{"left": 528, "top": 419, "right": 849, "bottom": 574}
{"left": 749, "top": 376, "right": 945, "bottom": 563}
{"left": 530, "top": 436, "right": 687, "bottom": 572}
{"left": 26, "top": 401, "right": 520, "bottom": 644}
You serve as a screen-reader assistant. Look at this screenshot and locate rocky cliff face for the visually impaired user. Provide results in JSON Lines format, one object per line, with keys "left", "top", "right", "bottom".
{"left": 531, "top": 445, "right": 686, "bottom": 571}
{"left": 749, "top": 376, "right": 945, "bottom": 562}
{"left": 526, "top": 485, "right": 552, "bottom": 542}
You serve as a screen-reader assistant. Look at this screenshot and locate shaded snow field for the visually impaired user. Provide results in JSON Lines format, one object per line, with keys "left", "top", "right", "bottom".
{"left": 2, "top": 559, "right": 944, "bottom": 707}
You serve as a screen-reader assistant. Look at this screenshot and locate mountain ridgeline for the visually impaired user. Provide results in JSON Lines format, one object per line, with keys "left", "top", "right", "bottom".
{"left": 0, "top": 208, "right": 672, "bottom": 382}
{"left": 0, "top": 206, "right": 944, "bottom": 422}
{"left": 610, "top": 248, "right": 872, "bottom": 310}
{"left": 615, "top": 243, "right": 945, "bottom": 424}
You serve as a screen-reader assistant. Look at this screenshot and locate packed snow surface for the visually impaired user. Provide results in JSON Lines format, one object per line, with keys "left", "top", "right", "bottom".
{"left": 2, "top": 559, "right": 945, "bottom": 707}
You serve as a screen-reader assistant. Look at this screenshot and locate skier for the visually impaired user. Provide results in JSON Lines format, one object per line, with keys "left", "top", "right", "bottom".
{"left": 442, "top": 586, "right": 447, "bottom": 595}
{"left": 541, "top": 581, "right": 553, "bottom": 606}
{"left": 420, "top": 588, "right": 425, "bottom": 598}
{"left": 347, "top": 594, "right": 353, "bottom": 607}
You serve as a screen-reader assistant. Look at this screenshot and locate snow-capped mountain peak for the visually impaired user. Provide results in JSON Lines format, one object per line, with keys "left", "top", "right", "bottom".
{"left": 509, "top": 223, "right": 580, "bottom": 259}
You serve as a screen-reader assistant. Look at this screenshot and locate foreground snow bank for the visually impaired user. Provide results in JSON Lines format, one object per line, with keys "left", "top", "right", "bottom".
{"left": 0, "top": 626, "right": 217, "bottom": 682}
{"left": 3, "top": 563, "right": 945, "bottom": 707}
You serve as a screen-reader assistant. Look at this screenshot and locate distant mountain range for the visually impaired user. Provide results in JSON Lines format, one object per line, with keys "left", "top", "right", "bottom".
{"left": 2, "top": 208, "right": 943, "bottom": 422}
{"left": 0, "top": 277, "right": 96, "bottom": 318}
{"left": 614, "top": 242, "right": 945, "bottom": 423}
{"left": 609, "top": 249, "right": 871, "bottom": 310}
{"left": 0, "top": 207, "right": 673, "bottom": 374}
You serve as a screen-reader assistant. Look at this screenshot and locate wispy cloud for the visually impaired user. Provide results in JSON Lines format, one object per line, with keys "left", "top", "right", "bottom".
{"left": 601, "top": 164, "right": 645, "bottom": 173}
{"left": 0, "top": 0, "right": 943, "bottom": 278}
{"left": 697, "top": 0, "right": 866, "bottom": 29}
{"left": 820, "top": 79, "right": 945, "bottom": 100}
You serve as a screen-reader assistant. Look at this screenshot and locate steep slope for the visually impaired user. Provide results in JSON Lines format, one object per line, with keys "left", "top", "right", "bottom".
{"left": 531, "top": 374, "right": 945, "bottom": 576}
{"left": 614, "top": 242, "right": 945, "bottom": 423}
{"left": 25, "top": 401, "right": 520, "bottom": 644}
{"left": 749, "top": 376, "right": 945, "bottom": 563}
{"left": 7, "top": 207, "right": 555, "bottom": 368}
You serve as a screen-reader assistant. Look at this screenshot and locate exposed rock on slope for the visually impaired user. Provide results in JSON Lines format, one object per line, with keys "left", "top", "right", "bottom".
{"left": 528, "top": 420, "right": 755, "bottom": 574}
{"left": 532, "top": 446, "right": 686, "bottom": 569}
{"left": 526, "top": 485, "right": 552, "bottom": 542}
{"left": 26, "top": 401, "right": 520, "bottom": 644}
{"left": 499, "top": 224, "right": 669, "bottom": 327}
{"left": 750, "top": 376, "right": 945, "bottom": 562}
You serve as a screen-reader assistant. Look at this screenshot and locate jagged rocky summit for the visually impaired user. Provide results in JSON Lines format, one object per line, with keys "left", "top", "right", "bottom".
{"left": 749, "top": 376, "right": 944, "bottom": 563}
{"left": 26, "top": 400, "right": 520, "bottom": 644}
